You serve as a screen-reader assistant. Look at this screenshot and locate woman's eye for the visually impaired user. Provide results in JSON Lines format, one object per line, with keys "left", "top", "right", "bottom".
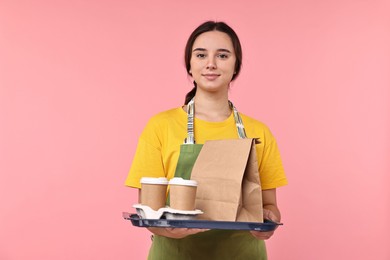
{"left": 218, "top": 54, "right": 229, "bottom": 59}
{"left": 196, "top": 53, "right": 206, "bottom": 58}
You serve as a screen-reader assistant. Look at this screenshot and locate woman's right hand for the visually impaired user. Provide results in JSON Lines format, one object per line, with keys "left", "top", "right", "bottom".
{"left": 147, "top": 227, "right": 209, "bottom": 239}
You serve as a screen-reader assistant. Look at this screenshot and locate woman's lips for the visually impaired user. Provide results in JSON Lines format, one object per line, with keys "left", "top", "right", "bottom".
{"left": 202, "top": 74, "right": 220, "bottom": 80}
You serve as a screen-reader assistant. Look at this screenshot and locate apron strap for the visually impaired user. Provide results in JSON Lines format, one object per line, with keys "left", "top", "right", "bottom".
{"left": 184, "top": 98, "right": 247, "bottom": 144}
{"left": 229, "top": 100, "right": 247, "bottom": 140}
{"left": 185, "top": 98, "right": 195, "bottom": 144}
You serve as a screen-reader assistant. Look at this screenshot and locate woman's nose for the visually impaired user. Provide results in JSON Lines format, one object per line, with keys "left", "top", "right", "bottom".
{"left": 206, "top": 57, "right": 217, "bottom": 70}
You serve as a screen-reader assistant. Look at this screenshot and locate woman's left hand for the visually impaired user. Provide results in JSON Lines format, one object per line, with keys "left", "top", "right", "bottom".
{"left": 250, "top": 208, "right": 279, "bottom": 240}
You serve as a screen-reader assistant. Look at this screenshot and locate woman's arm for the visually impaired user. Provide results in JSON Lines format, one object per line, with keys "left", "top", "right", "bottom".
{"left": 250, "top": 188, "right": 281, "bottom": 240}
{"left": 262, "top": 188, "right": 281, "bottom": 222}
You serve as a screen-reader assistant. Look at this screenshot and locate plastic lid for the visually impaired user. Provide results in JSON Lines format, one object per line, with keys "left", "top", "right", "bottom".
{"left": 169, "top": 177, "right": 198, "bottom": 187}
{"left": 140, "top": 177, "right": 169, "bottom": 185}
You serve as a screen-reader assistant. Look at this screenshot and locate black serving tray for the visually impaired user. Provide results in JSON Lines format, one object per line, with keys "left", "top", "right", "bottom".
{"left": 123, "top": 212, "right": 282, "bottom": 232}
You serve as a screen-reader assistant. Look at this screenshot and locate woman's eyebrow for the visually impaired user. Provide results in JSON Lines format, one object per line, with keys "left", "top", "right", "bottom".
{"left": 192, "top": 48, "right": 232, "bottom": 53}
{"left": 217, "top": 48, "right": 232, "bottom": 53}
{"left": 193, "top": 48, "right": 207, "bottom": 52}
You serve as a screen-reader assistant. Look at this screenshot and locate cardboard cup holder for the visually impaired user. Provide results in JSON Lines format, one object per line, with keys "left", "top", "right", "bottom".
{"left": 133, "top": 204, "right": 203, "bottom": 220}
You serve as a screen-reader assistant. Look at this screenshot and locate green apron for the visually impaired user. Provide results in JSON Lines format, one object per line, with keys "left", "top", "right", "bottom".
{"left": 148, "top": 99, "right": 267, "bottom": 260}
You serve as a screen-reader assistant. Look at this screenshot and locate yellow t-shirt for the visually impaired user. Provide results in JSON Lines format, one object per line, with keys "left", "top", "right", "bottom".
{"left": 125, "top": 107, "right": 287, "bottom": 190}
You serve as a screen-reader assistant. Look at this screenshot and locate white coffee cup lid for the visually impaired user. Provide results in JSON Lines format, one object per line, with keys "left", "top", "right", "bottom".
{"left": 169, "top": 177, "right": 198, "bottom": 187}
{"left": 140, "top": 177, "right": 169, "bottom": 185}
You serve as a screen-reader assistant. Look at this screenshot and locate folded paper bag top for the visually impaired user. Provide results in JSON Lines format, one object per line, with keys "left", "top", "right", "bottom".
{"left": 140, "top": 177, "right": 168, "bottom": 211}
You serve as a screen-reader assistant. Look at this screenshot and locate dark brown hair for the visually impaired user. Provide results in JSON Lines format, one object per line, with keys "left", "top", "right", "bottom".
{"left": 184, "top": 21, "right": 243, "bottom": 104}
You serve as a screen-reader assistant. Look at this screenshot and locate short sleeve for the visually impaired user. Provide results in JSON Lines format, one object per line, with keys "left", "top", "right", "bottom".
{"left": 124, "top": 118, "right": 166, "bottom": 188}
{"left": 257, "top": 129, "right": 288, "bottom": 190}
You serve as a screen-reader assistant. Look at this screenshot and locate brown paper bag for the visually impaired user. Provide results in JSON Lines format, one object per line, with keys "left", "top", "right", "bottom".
{"left": 190, "top": 138, "right": 263, "bottom": 222}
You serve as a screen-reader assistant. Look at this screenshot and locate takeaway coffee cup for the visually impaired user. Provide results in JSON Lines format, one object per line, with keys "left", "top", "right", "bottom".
{"left": 140, "top": 177, "right": 169, "bottom": 211}
{"left": 169, "top": 178, "right": 198, "bottom": 211}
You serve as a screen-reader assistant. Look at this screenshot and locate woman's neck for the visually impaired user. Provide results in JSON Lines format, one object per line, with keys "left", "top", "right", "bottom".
{"left": 192, "top": 92, "right": 231, "bottom": 122}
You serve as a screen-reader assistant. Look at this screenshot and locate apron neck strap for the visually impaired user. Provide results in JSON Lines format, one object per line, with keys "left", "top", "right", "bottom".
{"left": 185, "top": 98, "right": 247, "bottom": 144}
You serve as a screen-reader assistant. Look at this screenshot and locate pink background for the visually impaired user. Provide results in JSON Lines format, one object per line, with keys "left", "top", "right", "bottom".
{"left": 1, "top": 0, "right": 389, "bottom": 259}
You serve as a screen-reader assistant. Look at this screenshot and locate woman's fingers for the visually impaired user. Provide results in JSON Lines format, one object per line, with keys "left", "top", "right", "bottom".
{"left": 165, "top": 228, "right": 209, "bottom": 238}
{"left": 250, "top": 230, "right": 275, "bottom": 240}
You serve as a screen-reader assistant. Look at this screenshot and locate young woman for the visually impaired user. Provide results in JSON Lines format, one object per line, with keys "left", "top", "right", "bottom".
{"left": 125, "top": 21, "right": 288, "bottom": 259}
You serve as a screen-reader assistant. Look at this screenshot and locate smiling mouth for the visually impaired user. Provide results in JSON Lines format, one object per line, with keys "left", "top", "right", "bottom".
{"left": 202, "top": 74, "right": 220, "bottom": 80}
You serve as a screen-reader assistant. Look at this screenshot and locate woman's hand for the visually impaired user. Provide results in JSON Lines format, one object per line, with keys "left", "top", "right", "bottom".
{"left": 165, "top": 228, "right": 209, "bottom": 239}
{"left": 147, "top": 227, "right": 209, "bottom": 239}
{"left": 250, "top": 189, "right": 281, "bottom": 240}
{"left": 250, "top": 208, "right": 279, "bottom": 240}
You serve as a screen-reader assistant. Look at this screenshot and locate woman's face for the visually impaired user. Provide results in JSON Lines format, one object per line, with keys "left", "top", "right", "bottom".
{"left": 190, "top": 31, "right": 236, "bottom": 94}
